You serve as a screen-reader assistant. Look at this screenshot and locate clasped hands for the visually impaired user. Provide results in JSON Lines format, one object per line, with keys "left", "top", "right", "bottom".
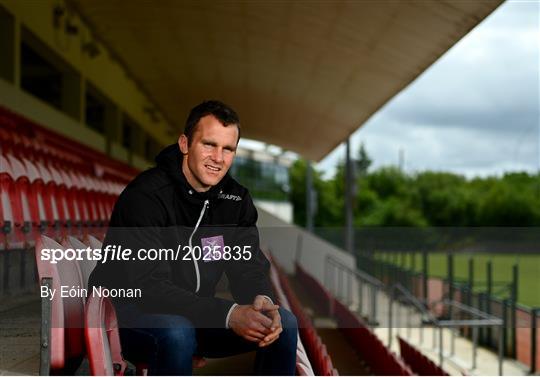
{"left": 228, "top": 295, "right": 282, "bottom": 347}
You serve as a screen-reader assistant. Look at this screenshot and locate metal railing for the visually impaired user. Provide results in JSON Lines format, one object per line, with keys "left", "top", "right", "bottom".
{"left": 388, "top": 283, "right": 504, "bottom": 375}
{"left": 325, "top": 255, "right": 384, "bottom": 325}
{"left": 324, "top": 254, "right": 506, "bottom": 375}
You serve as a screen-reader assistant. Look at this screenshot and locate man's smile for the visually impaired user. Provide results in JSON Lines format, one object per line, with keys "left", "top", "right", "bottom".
{"left": 205, "top": 164, "right": 221, "bottom": 172}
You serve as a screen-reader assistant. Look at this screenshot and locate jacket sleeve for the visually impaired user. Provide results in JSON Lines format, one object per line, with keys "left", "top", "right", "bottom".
{"left": 224, "top": 192, "right": 275, "bottom": 304}
{"left": 91, "top": 189, "right": 235, "bottom": 328}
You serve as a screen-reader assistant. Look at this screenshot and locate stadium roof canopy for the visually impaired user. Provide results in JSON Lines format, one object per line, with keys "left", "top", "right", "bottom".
{"left": 69, "top": 0, "right": 501, "bottom": 161}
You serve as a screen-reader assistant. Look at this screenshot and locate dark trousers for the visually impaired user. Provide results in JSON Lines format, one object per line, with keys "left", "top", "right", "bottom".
{"left": 115, "top": 304, "right": 298, "bottom": 376}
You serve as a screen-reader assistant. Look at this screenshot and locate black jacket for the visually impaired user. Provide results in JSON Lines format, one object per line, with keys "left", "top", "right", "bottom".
{"left": 89, "top": 143, "right": 274, "bottom": 328}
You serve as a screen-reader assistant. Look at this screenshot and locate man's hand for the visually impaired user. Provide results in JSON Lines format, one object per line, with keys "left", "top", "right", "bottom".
{"left": 228, "top": 304, "right": 275, "bottom": 342}
{"left": 252, "top": 295, "right": 282, "bottom": 348}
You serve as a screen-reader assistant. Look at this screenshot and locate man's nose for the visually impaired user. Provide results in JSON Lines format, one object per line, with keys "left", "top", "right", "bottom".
{"left": 212, "top": 147, "right": 224, "bottom": 163}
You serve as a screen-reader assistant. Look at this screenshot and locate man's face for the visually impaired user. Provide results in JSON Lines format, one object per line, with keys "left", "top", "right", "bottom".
{"left": 179, "top": 115, "right": 239, "bottom": 192}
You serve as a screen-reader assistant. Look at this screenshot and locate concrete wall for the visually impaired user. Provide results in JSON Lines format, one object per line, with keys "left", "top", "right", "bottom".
{"left": 253, "top": 199, "right": 292, "bottom": 224}
{"left": 257, "top": 205, "right": 356, "bottom": 286}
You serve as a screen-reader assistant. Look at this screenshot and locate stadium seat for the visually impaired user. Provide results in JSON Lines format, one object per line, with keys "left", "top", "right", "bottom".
{"left": 7, "top": 154, "right": 35, "bottom": 245}
{"left": 46, "top": 164, "right": 71, "bottom": 234}
{"left": 333, "top": 297, "right": 413, "bottom": 376}
{"left": 271, "top": 257, "right": 338, "bottom": 376}
{"left": 36, "top": 162, "right": 61, "bottom": 229}
{"left": 23, "top": 158, "right": 50, "bottom": 229}
{"left": 398, "top": 336, "right": 449, "bottom": 376}
{"left": 0, "top": 154, "right": 22, "bottom": 249}
{"left": 35, "top": 235, "right": 86, "bottom": 374}
{"left": 85, "top": 294, "right": 128, "bottom": 376}
{"left": 64, "top": 236, "right": 97, "bottom": 290}
{"left": 88, "top": 234, "right": 104, "bottom": 249}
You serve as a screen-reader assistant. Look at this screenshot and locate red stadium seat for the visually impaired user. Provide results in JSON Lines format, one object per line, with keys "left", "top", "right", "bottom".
{"left": 0, "top": 154, "right": 24, "bottom": 249}
{"left": 85, "top": 294, "right": 128, "bottom": 376}
{"left": 69, "top": 171, "right": 92, "bottom": 227}
{"left": 398, "top": 336, "right": 449, "bottom": 376}
{"left": 64, "top": 236, "right": 97, "bottom": 290}
{"left": 36, "top": 161, "right": 60, "bottom": 229}
{"left": 35, "top": 235, "right": 86, "bottom": 374}
{"left": 23, "top": 158, "right": 50, "bottom": 230}
{"left": 46, "top": 164, "right": 71, "bottom": 233}
{"left": 7, "top": 154, "right": 36, "bottom": 245}
{"left": 332, "top": 297, "right": 413, "bottom": 376}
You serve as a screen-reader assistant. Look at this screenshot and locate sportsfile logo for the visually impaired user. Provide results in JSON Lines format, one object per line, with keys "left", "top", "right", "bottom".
{"left": 218, "top": 193, "right": 242, "bottom": 201}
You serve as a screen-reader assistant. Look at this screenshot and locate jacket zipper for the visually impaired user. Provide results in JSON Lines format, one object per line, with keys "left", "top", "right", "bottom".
{"left": 189, "top": 199, "right": 209, "bottom": 293}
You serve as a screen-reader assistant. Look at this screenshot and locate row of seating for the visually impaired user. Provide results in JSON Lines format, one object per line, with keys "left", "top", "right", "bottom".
{"left": 272, "top": 258, "right": 339, "bottom": 376}
{"left": 0, "top": 126, "right": 84, "bottom": 170}
{"left": 295, "top": 263, "right": 414, "bottom": 376}
{"left": 0, "top": 105, "right": 142, "bottom": 251}
{"left": 0, "top": 106, "right": 139, "bottom": 184}
{"left": 1, "top": 151, "right": 121, "bottom": 249}
{"left": 398, "top": 336, "right": 449, "bottom": 376}
{"left": 35, "top": 234, "right": 149, "bottom": 375}
{"left": 266, "top": 251, "right": 315, "bottom": 375}
{"left": 333, "top": 298, "right": 414, "bottom": 376}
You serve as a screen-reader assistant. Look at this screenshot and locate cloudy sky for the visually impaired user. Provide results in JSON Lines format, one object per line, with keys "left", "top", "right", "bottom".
{"left": 312, "top": 0, "right": 539, "bottom": 179}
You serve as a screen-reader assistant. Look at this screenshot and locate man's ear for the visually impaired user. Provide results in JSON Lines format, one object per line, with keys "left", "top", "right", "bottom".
{"left": 178, "top": 134, "right": 189, "bottom": 155}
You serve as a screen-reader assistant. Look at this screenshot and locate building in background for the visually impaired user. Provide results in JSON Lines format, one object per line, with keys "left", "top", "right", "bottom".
{"left": 231, "top": 146, "right": 293, "bottom": 223}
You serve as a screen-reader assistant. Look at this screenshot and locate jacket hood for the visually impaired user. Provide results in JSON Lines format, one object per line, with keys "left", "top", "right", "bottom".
{"left": 155, "top": 143, "right": 230, "bottom": 200}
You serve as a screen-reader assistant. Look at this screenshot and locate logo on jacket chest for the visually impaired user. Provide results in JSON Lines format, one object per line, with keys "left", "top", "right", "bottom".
{"left": 201, "top": 235, "right": 225, "bottom": 262}
{"left": 218, "top": 193, "right": 242, "bottom": 201}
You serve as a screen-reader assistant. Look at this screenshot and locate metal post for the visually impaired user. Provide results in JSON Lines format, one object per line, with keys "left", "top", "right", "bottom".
{"left": 468, "top": 257, "right": 474, "bottom": 307}
{"left": 432, "top": 322, "right": 437, "bottom": 349}
{"left": 347, "top": 270, "right": 352, "bottom": 306}
{"left": 465, "top": 257, "right": 474, "bottom": 341}
{"left": 478, "top": 293, "right": 485, "bottom": 344}
{"left": 422, "top": 249, "right": 428, "bottom": 305}
{"left": 324, "top": 258, "right": 329, "bottom": 291}
{"left": 447, "top": 253, "right": 454, "bottom": 309}
{"left": 511, "top": 264, "right": 518, "bottom": 358}
{"left": 502, "top": 299, "right": 509, "bottom": 357}
{"left": 487, "top": 261, "right": 493, "bottom": 345}
{"left": 345, "top": 138, "right": 354, "bottom": 254}
{"left": 358, "top": 278, "right": 364, "bottom": 316}
{"left": 498, "top": 323, "right": 504, "bottom": 376}
{"left": 388, "top": 292, "right": 394, "bottom": 348}
{"left": 411, "top": 251, "right": 416, "bottom": 295}
{"left": 40, "top": 277, "right": 52, "bottom": 376}
{"left": 338, "top": 266, "right": 343, "bottom": 300}
{"left": 531, "top": 308, "right": 538, "bottom": 375}
{"left": 397, "top": 299, "right": 401, "bottom": 337}
{"left": 472, "top": 325, "right": 478, "bottom": 370}
{"left": 450, "top": 325, "right": 456, "bottom": 357}
{"left": 327, "top": 261, "right": 333, "bottom": 295}
{"left": 439, "top": 326, "right": 444, "bottom": 367}
{"left": 370, "top": 284, "right": 377, "bottom": 324}
{"left": 407, "top": 306, "right": 412, "bottom": 339}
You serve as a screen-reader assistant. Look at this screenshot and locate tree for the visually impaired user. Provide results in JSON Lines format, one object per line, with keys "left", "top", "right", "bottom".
{"left": 356, "top": 143, "right": 372, "bottom": 176}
